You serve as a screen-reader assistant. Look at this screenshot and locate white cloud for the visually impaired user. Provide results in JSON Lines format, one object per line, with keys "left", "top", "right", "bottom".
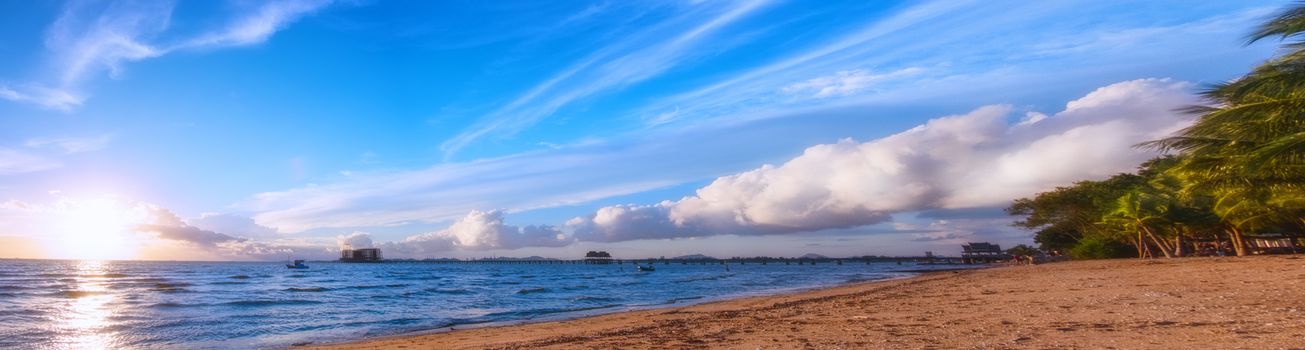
{"left": 0, "top": 85, "right": 85, "bottom": 111}
{"left": 187, "top": 213, "right": 280, "bottom": 239}
{"left": 336, "top": 231, "right": 373, "bottom": 250}
{"left": 782, "top": 68, "right": 923, "bottom": 98}
{"left": 180, "top": 0, "right": 331, "bottom": 48}
{"left": 0, "top": 195, "right": 333, "bottom": 260}
{"left": 438, "top": 0, "right": 773, "bottom": 156}
{"left": 0, "top": 148, "right": 60, "bottom": 175}
{"left": 24, "top": 134, "right": 112, "bottom": 154}
{"left": 378, "top": 210, "right": 570, "bottom": 258}
{"left": 634, "top": 3, "right": 1267, "bottom": 129}
{"left": 245, "top": 147, "right": 688, "bottom": 232}
{"left": 568, "top": 78, "right": 1194, "bottom": 242}
{"left": 2, "top": 0, "right": 332, "bottom": 110}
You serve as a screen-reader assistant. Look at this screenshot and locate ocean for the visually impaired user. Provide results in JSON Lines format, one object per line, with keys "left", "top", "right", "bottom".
{"left": 0, "top": 259, "right": 959, "bottom": 349}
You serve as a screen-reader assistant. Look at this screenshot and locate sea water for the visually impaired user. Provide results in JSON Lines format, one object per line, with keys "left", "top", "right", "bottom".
{"left": 0, "top": 259, "right": 962, "bottom": 349}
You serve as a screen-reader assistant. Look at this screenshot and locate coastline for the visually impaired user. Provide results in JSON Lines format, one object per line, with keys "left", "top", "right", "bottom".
{"left": 296, "top": 256, "right": 1305, "bottom": 349}
{"left": 291, "top": 267, "right": 941, "bottom": 348}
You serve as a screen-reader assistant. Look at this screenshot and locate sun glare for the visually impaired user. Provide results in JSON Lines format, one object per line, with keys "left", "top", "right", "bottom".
{"left": 49, "top": 198, "right": 141, "bottom": 260}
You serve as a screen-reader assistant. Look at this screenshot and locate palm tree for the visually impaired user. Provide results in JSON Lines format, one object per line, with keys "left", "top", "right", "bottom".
{"left": 1103, "top": 190, "right": 1175, "bottom": 258}
{"left": 1142, "top": 3, "right": 1305, "bottom": 249}
{"left": 1211, "top": 189, "right": 1284, "bottom": 256}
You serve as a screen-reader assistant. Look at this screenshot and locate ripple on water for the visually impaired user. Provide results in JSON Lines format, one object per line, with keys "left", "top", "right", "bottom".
{"left": 424, "top": 288, "right": 472, "bottom": 295}
{"left": 49, "top": 290, "right": 108, "bottom": 298}
{"left": 484, "top": 304, "right": 621, "bottom": 320}
{"left": 515, "top": 287, "right": 549, "bottom": 295}
{"left": 221, "top": 299, "right": 324, "bottom": 307}
{"left": 85, "top": 273, "right": 131, "bottom": 278}
{"left": 666, "top": 296, "right": 704, "bottom": 304}
{"left": 572, "top": 296, "right": 620, "bottom": 302}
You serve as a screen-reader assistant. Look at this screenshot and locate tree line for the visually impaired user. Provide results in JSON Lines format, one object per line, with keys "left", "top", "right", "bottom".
{"left": 1008, "top": 4, "right": 1305, "bottom": 259}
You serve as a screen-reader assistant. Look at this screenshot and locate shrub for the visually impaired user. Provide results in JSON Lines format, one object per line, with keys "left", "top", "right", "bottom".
{"left": 1068, "top": 236, "right": 1134, "bottom": 259}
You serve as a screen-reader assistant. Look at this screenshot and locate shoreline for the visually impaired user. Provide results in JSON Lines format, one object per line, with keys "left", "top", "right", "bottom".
{"left": 293, "top": 268, "right": 948, "bottom": 348}
{"left": 297, "top": 256, "right": 1305, "bottom": 349}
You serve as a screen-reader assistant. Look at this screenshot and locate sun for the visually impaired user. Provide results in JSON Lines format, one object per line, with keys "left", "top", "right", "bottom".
{"left": 48, "top": 198, "right": 142, "bottom": 260}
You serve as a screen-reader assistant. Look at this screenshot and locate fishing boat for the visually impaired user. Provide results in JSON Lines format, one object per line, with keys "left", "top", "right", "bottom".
{"left": 636, "top": 265, "right": 655, "bottom": 272}
{"left": 286, "top": 260, "right": 309, "bottom": 269}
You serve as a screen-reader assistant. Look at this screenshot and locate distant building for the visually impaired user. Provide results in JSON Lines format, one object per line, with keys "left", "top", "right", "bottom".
{"left": 960, "top": 242, "right": 1007, "bottom": 264}
{"left": 340, "top": 248, "right": 383, "bottom": 262}
{"left": 583, "top": 251, "right": 613, "bottom": 264}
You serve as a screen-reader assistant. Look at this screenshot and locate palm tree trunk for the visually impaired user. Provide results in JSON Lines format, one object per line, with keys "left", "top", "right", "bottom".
{"left": 1135, "top": 232, "right": 1145, "bottom": 259}
{"left": 1174, "top": 234, "right": 1185, "bottom": 257}
{"left": 1143, "top": 227, "right": 1173, "bottom": 258}
{"left": 1228, "top": 226, "right": 1248, "bottom": 257}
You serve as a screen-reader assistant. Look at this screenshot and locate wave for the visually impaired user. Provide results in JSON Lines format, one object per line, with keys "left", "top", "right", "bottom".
{"left": 844, "top": 275, "right": 887, "bottom": 283}
{"left": 151, "top": 302, "right": 199, "bottom": 308}
{"left": 484, "top": 304, "right": 622, "bottom": 320}
{"left": 666, "top": 296, "right": 704, "bottom": 304}
{"left": 395, "top": 275, "right": 442, "bottom": 281}
{"left": 85, "top": 273, "right": 131, "bottom": 278}
{"left": 344, "top": 283, "right": 412, "bottom": 290}
{"left": 515, "top": 287, "right": 549, "bottom": 295}
{"left": 221, "top": 299, "right": 324, "bottom": 307}
{"left": 228, "top": 275, "right": 252, "bottom": 279}
{"left": 424, "top": 288, "right": 472, "bottom": 295}
{"left": 285, "top": 287, "right": 329, "bottom": 292}
{"left": 572, "top": 296, "right": 620, "bottom": 302}
{"left": 150, "top": 282, "right": 192, "bottom": 293}
{"left": 50, "top": 290, "right": 108, "bottom": 298}
{"left": 673, "top": 274, "right": 734, "bottom": 283}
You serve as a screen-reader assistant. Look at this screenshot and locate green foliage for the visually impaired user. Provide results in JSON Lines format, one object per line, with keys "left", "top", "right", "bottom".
{"left": 1005, "top": 244, "right": 1040, "bottom": 257}
{"left": 1009, "top": 3, "right": 1305, "bottom": 259}
{"left": 1006, "top": 173, "right": 1145, "bottom": 252}
{"left": 1068, "top": 235, "right": 1135, "bottom": 260}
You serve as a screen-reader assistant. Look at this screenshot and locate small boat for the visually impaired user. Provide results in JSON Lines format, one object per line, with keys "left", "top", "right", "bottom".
{"left": 636, "top": 265, "right": 655, "bottom": 272}
{"left": 286, "top": 260, "right": 309, "bottom": 269}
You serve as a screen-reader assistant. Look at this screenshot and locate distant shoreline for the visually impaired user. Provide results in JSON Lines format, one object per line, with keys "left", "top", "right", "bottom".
{"left": 296, "top": 256, "right": 1305, "bottom": 349}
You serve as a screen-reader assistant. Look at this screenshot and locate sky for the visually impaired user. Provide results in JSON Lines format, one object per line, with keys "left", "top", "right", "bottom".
{"left": 0, "top": 0, "right": 1286, "bottom": 261}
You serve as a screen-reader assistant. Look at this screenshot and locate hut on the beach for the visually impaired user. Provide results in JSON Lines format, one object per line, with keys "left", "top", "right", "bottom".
{"left": 960, "top": 242, "right": 1007, "bottom": 264}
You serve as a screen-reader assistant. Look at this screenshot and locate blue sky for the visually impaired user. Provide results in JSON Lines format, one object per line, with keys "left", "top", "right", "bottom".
{"left": 0, "top": 0, "right": 1285, "bottom": 260}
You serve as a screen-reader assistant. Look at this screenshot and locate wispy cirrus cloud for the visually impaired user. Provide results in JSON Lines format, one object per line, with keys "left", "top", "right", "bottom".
{"left": 0, "top": 0, "right": 334, "bottom": 111}
{"left": 178, "top": 0, "right": 331, "bottom": 49}
{"left": 634, "top": 2, "right": 1273, "bottom": 128}
{"left": 781, "top": 68, "right": 924, "bottom": 99}
{"left": 24, "top": 134, "right": 112, "bottom": 154}
{"left": 438, "top": 0, "right": 773, "bottom": 157}
{"left": 0, "top": 148, "right": 61, "bottom": 175}
{"left": 0, "top": 85, "right": 85, "bottom": 111}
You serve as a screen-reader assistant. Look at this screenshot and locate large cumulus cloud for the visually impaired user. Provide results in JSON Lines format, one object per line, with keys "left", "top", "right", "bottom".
{"left": 368, "top": 210, "right": 571, "bottom": 257}
{"left": 569, "top": 78, "right": 1195, "bottom": 242}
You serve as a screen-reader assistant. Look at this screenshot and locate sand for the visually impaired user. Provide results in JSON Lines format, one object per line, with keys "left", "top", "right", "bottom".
{"left": 298, "top": 256, "right": 1305, "bottom": 349}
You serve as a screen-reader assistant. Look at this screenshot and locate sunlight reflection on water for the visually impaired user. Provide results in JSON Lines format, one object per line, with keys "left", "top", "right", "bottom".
{"left": 60, "top": 260, "right": 117, "bottom": 349}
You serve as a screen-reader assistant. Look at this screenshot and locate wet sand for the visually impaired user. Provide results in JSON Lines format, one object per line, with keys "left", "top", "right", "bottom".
{"left": 298, "top": 256, "right": 1305, "bottom": 349}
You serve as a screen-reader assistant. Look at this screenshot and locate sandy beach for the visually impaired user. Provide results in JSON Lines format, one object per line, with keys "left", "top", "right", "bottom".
{"left": 297, "top": 256, "right": 1305, "bottom": 349}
